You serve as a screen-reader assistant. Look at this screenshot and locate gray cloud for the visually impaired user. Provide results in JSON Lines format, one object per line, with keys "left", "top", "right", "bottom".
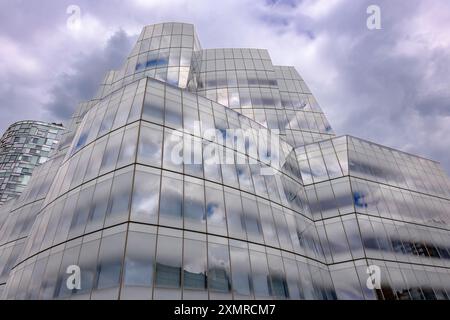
{"left": 273, "top": 0, "right": 450, "bottom": 174}
{"left": 43, "top": 30, "right": 135, "bottom": 121}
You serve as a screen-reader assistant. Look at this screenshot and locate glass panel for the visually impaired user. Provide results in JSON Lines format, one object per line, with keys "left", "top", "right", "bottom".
{"left": 84, "top": 138, "right": 107, "bottom": 181}
{"left": 315, "top": 181, "right": 338, "bottom": 219}
{"left": 27, "top": 258, "right": 47, "bottom": 299}
{"left": 165, "top": 98, "right": 182, "bottom": 129}
{"left": 224, "top": 189, "right": 245, "bottom": 240}
{"left": 162, "top": 128, "right": 183, "bottom": 172}
{"left": 267, "top": 254, "right": 288, "bottom": 299}
{"left": 76, "top": 239, "right": 100, "bottom": 296}
{"left": 249, "top": 250, "right": 270, "bottom": 298}
{"left": 142, "top": 92, "right": 164, "bottom": 124}
{"left": 283, "top": 258, "right": 301, "bottom": 299}
{"left": 323, "top": 153, "right": 343, "bottom": 179}
{"left": 128, "top": 87, "right": 144, "bottom": 123}
{"left": 85, "top": 176, "right": 113, "bottom": 233}
{"left": 123, "top": 231, "right": 156, "bottom": 289}
{"left": 68, "top": 184, "right": 95, "bottom": 239}
{"left": 98, "top": 102, "right": 119, "bottom": 136}
{"left": 53, "top": 192, "right": 79, "bottom": 245}
{"left": 221, "top": 163, "right": 239, "bottom": 189}
{"left": 117, "top": 125, "right": 138, "bottom": 168}
{"left": 155, "top": 235, "right": 182, "bottom": 288}
{"left": 137, "top": 123, "right": 163, "bottom": 167}
{"left": 183, "top": 179, "right": 206, "bottom": 231}
{"left": 105, "top": 169, "right": 133, "bottom": 226}
{"left": 332, "top": 178, "right": 354, "bottom": 214}
{"left": 330, "top": 264, "right": 364, "bottom": 299}
{"left": 130, "top": 168, "right": 160, "bottom": 224}
{"left": 235, "top": 162, "right": 254, "bottom": 193}
{"left": 208, "top": 243, "right": 231, "bottom": 293}
{"left": 325, "top": 218, "right": 351, "bottom": 262}
{"left": 54, "top": 245, "right": 81, "bottom": 299}
{"left": 183, "top": 239, "right": 207, "bottom": 290}
{"left": 242, "top": 196, "right": 263, "bottom": 243}
{"left": 342, "top": 216, "right": 364, "bottom": 259}
{"left": 99, "top": 131, "right": 123, "bottom": 175}
{"left": 159, "top": 172, "right": 183, "bottom": 228}
{"left": 112, "top": 93, "right": 134, "bottom": 130}
{"left": 94, "top": 232, "right": 126, "bottom": 295}
{"left": 230, "top": 246, "right": 252, "bottom": 297}
{"left": 205, "top": 183, "right": 227, "bottom": 236}
{"left": 258, "top": 202, "right": 279, "bottom": 247}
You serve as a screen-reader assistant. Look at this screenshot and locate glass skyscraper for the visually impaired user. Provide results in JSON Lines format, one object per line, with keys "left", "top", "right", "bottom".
{"left": 0, "top": 22, "right": 449, "bottom": 300}
{"left": 0, "top": 121, "right": 64, "bottom": 206}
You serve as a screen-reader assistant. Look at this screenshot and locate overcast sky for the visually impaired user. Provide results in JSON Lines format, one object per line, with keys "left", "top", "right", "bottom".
{"left": 1, "top": 0, "right": 449, "bottom": 174}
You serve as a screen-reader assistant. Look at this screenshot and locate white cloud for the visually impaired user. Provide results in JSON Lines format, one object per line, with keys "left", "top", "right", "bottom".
{"left": 0, "top": 36, "right": 42, "bottom": 76}
{"left": 298, "top": 0, "right": 344, "bottom": 20}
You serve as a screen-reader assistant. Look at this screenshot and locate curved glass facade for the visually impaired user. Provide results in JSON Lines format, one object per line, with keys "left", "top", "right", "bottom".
{"left": 0, "top": 22, "right": 449, "bottom": 300}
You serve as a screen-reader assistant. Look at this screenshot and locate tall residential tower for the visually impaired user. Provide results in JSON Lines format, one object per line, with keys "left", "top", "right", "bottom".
{"left": 0, "top": 121, "right": 63, "bottom": 206}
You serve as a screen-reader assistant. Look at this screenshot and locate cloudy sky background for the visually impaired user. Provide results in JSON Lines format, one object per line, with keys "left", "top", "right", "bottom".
{"left": 1, "top": 0, "right": 449, "bottom": 173}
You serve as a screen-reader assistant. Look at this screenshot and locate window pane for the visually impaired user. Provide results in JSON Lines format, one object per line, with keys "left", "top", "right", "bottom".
{"left": 163, "top": 128, "right": 183, "bottom": 172}
{"left": 325, "top": 218, "right": 352, "bottom": 262}
{"left": 68, "top": 184, "right": 94, "bottom": 239}
{"left": 221, "top": 163, "right": 239, "bottom": 188}
{"left": 159, "top": 172, "right": 183, "bottom": 228}
{"left": 99, "top": 131, "right": 123, "bottom": 175}
{"left": 117, "top": 125, "right": 138, "bottom": 168}
{"left": 105, "top": 170, "right": 133, "bottom": 226}
{"left": 95, "top": 232, "right": 126, "bottom": 294}
{"left": 84, "top": 139, "right": 107, "bottom": 181}
{"left": 165, "top": 98, "right": 182, "bottom": 128}
{"left": 258, "top": 202, "right": 279, "bottom": 247}
{"left": 249, "top": 250, "right": 270, "bottom": 297}
{"left": 283, "top": 258, "right": 302, "bottom": 299}
{"left": 53, "top": 192, "right": 79, "bottom": 245}
{"left": 54, "top": 245, "right": 81, "bottom": 299}
{"left": 183, "top": 239, "right": 207, "bottom": 290}
{"left": 230, "top": 246, "right": 252, "bottom": 297}
{"left": 155, "top": 235, "right": 182, "bottom": 288}
{"left": 130, "top": 168, "right": 160, "bottom": 224}
{"left": 208, "top": 243, "right": 231, "bottom": 292}
{"left": 98, "top": 102, "right": 119, "bottom": 136}
{"left": 332, "top": 178, "right": 354, "bottom": 214}
{"left": 85, "top": 176, "right": 113, "bottom": 233}
{"left": 39, "top": 252, "right": 63, "bottom": 299}
{"left": 205, "top": 183, "right": 227, "bottom": 236}
{"left": 183, "top": 179, "right": 206, "bottom": 231}
{"left": 128, "top": 91, "right": 144, "bottom": 123}
{"left": 112, "top": 94, "right": 134, "bottom": 131}
{"left": 137, "top": 123, "right": 163, "bottom": 167}
{"left": 330, "top": 264, "right": 364, "bottom": 300}
{"left": 76, "top": 239, "right": 100, "bottom": 296}
{"left": 123, "top": 231, "right": 156, "bottom": 287}
{"left": 224, "top": 189, "right": 245, "bottom": 239}
{"left": 267, "top": 254, "right": 288, "bottom": 298}
{"left": 236, "top": 162, "right": 254, "bottom": 193}
{"left": 142, "top": 92, "right": 164, "bottom": 124}
{"left": 242, "top": 196, "right": 263, "bottom": 243}
{"left": 184, "top": 136, "right": 203, "bottom": 178}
